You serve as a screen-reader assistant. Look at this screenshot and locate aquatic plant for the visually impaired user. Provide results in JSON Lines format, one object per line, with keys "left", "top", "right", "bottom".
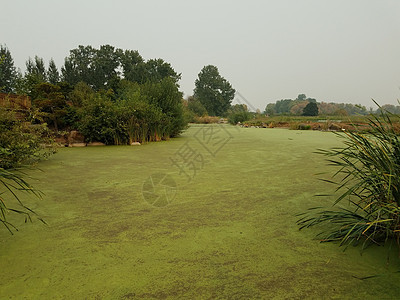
{"left": 0, "top": 167, "right": 45, "bottom": 233}
{"left": 298, "top": 103, "right": 400, "bottom": 251}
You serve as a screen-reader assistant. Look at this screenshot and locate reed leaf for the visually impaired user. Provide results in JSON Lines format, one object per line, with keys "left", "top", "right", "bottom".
{"left": 0, "top": 167, "right": 43, "bottom": 234}
{"left": 298, "top": 104, "right": 400, "bottom": 252}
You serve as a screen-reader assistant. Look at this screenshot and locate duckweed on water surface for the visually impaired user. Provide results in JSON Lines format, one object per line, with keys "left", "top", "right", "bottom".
{"left": 0, "top": 125, "right": 399, "bottom": 299}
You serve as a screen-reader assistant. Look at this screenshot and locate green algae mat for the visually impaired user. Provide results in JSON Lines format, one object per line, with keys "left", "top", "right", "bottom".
{"left": 1, "top": 125, "right": 400, "bottom": 299}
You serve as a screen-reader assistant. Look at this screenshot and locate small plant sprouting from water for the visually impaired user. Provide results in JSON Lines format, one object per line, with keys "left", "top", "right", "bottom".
{"left": 298, "top": 102, "right": 400, "bottom": 252}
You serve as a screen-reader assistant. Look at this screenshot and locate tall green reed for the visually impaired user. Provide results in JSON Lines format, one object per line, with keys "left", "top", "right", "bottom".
{"left": 298, "top": 104, "right": 400, "bottom": 252}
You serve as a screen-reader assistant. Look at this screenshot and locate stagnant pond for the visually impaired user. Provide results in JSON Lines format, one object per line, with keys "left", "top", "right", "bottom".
{"left": 1, "top": 125, "right": 399, "bottom": 298}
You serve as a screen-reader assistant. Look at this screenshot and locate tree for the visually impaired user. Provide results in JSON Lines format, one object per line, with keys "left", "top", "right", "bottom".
{"left": 140, "top": 77, "right": 186, "bottom": 137}
{"left": 229, "top": 104, "right": 248, "bottom": 113}
{"left": 143, "top": 58, "right": 181, "bottom": 85}
{"left": 91, "top": 44, "right": 122, "bottom": 90}
{"left": 302, "top": 101, "right": 319, "bottom": 116}
{"left": 275, "top": 99, "right": 293, "bottom": 114}
{"left": 47, "top": 58, "right": 60, "bottom": 84}
{"left": 290, "top": 101, "right": 308, "bottom": 115}
{"left": 26, "top": 56, "right": 47, "bottom": 82}
{"left": 33, "top": 82, "right": 68, "bottom": 131}
{"left": 123, "top": 58, "right": 181, "bottom": 85}
{"left": 265, "top": 103, "right": 276, "bottom": 116}
{"left": 0, "top": 45, "right": 17, "bottom": 93}
{"left": 297, "top": 94, "right": 307, "bottom": 101}
{"left": 120, "top": 49, "right": 144, "bottom": 83}
{"left": 61, "top": 45, "right": 96, "bottom": 87}
{"left": 23, "top": 56, "right": 48, "bottom": 97}
{"left": 77, "top": 93, "right": 125, "bottom": 144}
{"left": 69, "top": 81, "right": 95, "bottom": 107}
{"left": 193, "top": 65, "right": 235, "bottom": 116}
{"left": 61, "top": 45, "right": 182, "bottom": 94}
{"left": 187, "top": 96, "right": 207, "bottom": 117}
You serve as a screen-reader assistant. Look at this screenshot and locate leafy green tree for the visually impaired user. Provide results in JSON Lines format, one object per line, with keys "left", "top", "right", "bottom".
{"left": 297, "top": 94, "right": 307, "bottom": 101}
{"left": 229, "top": 104, "right": 248, "bottom": 113}
{"left": 141, "top": 77, "right": 186, "bottom": 137}
{"left": 193, "top": 65, "right": 235, "bottom": 116}
{"left": 143, "top": 59, "right": 181, "bottom": 85}
{"left": 275, "top": 99, "right": 293, "bottom": 114}
{"left": 61, "top": 45, "right": 96, "bottom": 87}
{"left": 92, "top": 44, "right": 122, "bottom": 90}
{"left": 68, "top": 81, "right": 95, "bottom": 107}
{"left": 33, "top": 83, "right": 68, "bottom": 131}
{"left": 302, "top": 101, "right": 319, "bottom": 116}
{"left": 0, "top": 45, "right": 17, "bottom": 93}
{"left": 62, "top": 45, "right": 182, "bottom": 94}
{"left": 265, "top": 103, "right": 276, "bottom": 115}
{"left": 47, "top": 58, "right": 59, "bottom": 84}
{"left": 116, "top": 78, "right": 187, "bottom": 142}
{"left": 120, "top": 49, "right": 144, "bottom": 83}
{"left": 61, "top": 58, "right": 79, "bottom": 86}
{"left": 307, "top": 97, "right": 317, "bottom": 103}
{"left": 23, "top": 56, "right": 48, "bottom": 97}
{"left": 266, "top": 95, "right": 319, "bottom": 116}
{"left": 26, "top": 56, "right": 47, "bottom": 82}
{"left": 77, "top": 93, "right": 127, "bottom": 144}
{"left": 117, "top": 81, "right": 160, "bottom": 142}
{"left": 187, "top": 96, "right": 207, "bottom": 117}
{"left": 122, "top": 58, "right": 181, "bottom": 85}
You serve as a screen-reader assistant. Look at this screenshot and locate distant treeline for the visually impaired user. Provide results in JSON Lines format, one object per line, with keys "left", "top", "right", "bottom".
{"left": 264, "top": 94, "right": 389, "bottom": 116}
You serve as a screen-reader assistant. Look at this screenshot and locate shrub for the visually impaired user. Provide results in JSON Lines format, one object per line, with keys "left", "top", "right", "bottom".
{"left": 291, "top": 123, "right": 311, "bottom": 130}
{"left": 227, "top": 111, "right": 252, "bottom": 125}
{"left": 117, "top": 79, "right": 187, "bottom": 143}
{"left": 0, "top": 108, "right": 53, "bottom": 233}
{"left": 298, "top": 106, "right": 400, "bottom": 252}
{"left": 0, "top": 109, "right": 56, "bottom": 169}
{"left": 300, "top": 124, "right": 311, "bottom": 130}
{"left": 193, "top": 116, "right": 220, "bottom": 124}
{"left": 77, "top": 94, "right": 128, "bottom": 145}
{"left": 187, "top": 96, "right": 207, "bottom": 117}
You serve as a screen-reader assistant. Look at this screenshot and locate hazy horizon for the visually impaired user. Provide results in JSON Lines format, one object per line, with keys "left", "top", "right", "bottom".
{"left": 2, "top": 0, "right": 400, "bottom": 110}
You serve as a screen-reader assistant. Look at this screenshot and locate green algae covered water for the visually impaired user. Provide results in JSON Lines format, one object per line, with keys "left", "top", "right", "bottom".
{"left": 1, "top": 125, "right": 400, "bottom": 299}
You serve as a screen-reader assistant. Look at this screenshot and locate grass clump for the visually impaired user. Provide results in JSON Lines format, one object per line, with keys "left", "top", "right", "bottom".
{"left": 289, "top": 123, "right": 311, "bottom": 130}
{"left": 298, "top": 104, "right": 400, "bottom": 252}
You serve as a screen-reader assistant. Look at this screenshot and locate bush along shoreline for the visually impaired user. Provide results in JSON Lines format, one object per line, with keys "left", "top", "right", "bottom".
{"left": 0, "top": 108, "right": 53, "bottom": 233}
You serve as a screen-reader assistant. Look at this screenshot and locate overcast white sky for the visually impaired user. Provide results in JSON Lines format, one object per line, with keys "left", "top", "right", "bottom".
{"left": 2, "top": 0, "right": 400, "bottom": 109}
